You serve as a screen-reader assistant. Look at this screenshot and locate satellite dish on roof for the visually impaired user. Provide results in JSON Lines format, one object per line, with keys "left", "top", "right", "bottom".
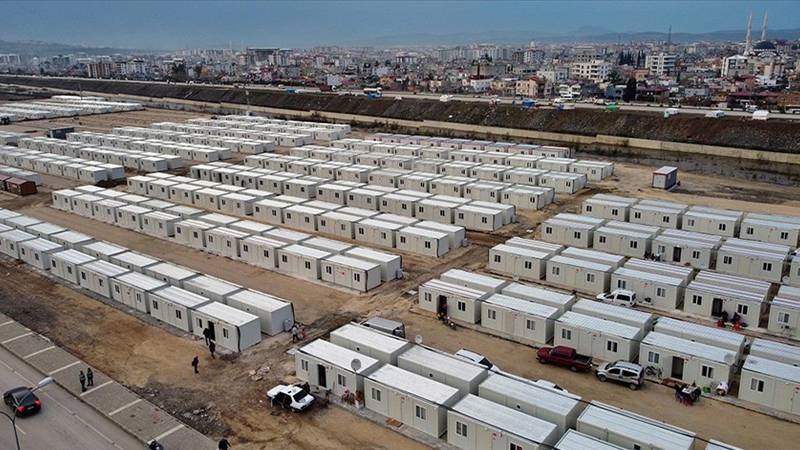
{"left": 415, "top": 335, "right": 423, "bottom": 345}
{"left": 351, "top": 358, "right": 362, "bottom": 372}
{"left": 724, "top": 353, "right": 735, "bottom": 364}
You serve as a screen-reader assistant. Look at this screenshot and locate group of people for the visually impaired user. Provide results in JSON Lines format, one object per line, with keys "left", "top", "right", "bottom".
{"left": 192, "top": 327, "right": 220, "bottom": 374}
{"left": 78, "top": 367, "right": 94, "bottom": 392}
{"left": 674, "top": 381, "right": 702, "bottom": 405}
{"left": 717, "top": 311, "right": 747, "bottom": 330}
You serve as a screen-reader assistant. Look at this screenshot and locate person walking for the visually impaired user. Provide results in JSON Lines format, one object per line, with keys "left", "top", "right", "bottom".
{"left": 79, "top": 370, "right": 86, "bottom": 392}
{"left": 209, "top": 341, "right": 216, "bottom": 359}
{"left": 218, "top": 438, "right": 231, "bottom": 450}
{"left": 191, "top": 356, "right": 199, "bottom": 374}
{"left": 291, "top": 324, "right": 299, "bottom": 343}
{"left": 202, "top": 327, "right": 210, "bottom": 345}
{"left": 86, "top": 367, "right": 94, "bottom": 387}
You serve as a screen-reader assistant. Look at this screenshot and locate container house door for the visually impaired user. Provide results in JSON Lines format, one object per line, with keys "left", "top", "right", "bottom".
{"left": 317, "top": 365, "right": 327, "bottom": 387}
{"left": 711, "top": 298, "right": 724, "bottom": 317}
{"left": 672, "top": 247, "right": 682, "bottom": 262}
{"left": 207, "top": 322, "right": 216, "bottom": 341}
{"left": 671, "top": 356, "right": 684, "bottom": 379}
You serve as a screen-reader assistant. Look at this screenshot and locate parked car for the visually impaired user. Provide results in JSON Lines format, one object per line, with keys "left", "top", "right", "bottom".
{"left": 267, "top": 384, "right": 314, "bottom": 412}
{"left": 3, "top": 387, "right": 42, "bottom": 417}
{"left": 596, "top": 289, "right": 637, "bottom": 307}
{"left": 536, "top": 346, "right": 593, "bottom": 372}
{"left": 455, "top": 349, "right": 499, "bottom": 372}
{"left": 595, "top": 361, "right": 645, "bottom": 390}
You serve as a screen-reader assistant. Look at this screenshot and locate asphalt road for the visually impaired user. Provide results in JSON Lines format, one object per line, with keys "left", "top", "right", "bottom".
{"left": 0, "top": 346, "right": 142, "bottom": 450}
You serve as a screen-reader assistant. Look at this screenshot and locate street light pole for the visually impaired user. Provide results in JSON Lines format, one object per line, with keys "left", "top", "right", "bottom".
{"left": 0, "top": 377, "right": 53, "bottom": 450}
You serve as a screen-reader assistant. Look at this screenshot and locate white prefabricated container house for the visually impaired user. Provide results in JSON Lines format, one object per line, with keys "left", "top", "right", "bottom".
{"left": 238, "top": 236, "right": 286, "bottom": 270}
{"left": 277, "top": 244, "right": 332, "bottom": 280}
{"left": 766, "top": 285, "right": 800, "bottom": 340}
{"left": 144, "top": 262, "right": 199, "bottom": 288}
{"left": 263, "top": 228, "right": 311, "bottom": 244}
{"left": 398, "top": 345, "right": 489, "bottom": 395}
{"left": 639, "top": 331, "right": 737, "bottom": 386}
{"left": 173, "top": 219, "right": 216, "bottom": 250}
{"left": 654, "top": 317, "right": 746, "bottom": 356}
{"left": 447, "top": 394, "right": 559, "bottom": 450}
{"left": 204, "top": 227, "right": 250, "bottom": 259}
{"left": 479, "top": 373, "right": 581, "bottom": 436}
{"left": 320, "top": 255, "right": 382, "bottom": 292}
{"left": 538, "top": 171, "right": 586, "bottom": 194}
{"left": 501, "top": 185, "right": 554, "bottom": 210}
{"left": 26, "top": 222, "right": 66, "bottom": 240}
{"left": 252, "top": 198, "right": 292, "bottom": 225}
{"left": 556, "top": 430, "right": 627, "bottom": 450}
{"left": 182, "top": 275, "right": 242, "bottom": 304}
{"left": 148, "top": 286, "right": 212, "bottom": 332}
{"left": 109, "top": 251, "right": 159, "bottom": 273}
{"left": 219, "top": 193, "right": 256, "bottom": 216}
{"left": 295, "top": 339, "right": 381, "bottom": 397}
{"left": 570, "top": 160, "right": 614, "bottom": 181}
{"left": 652, "top": 229, "right": 723, "bottom": 269}
{"left": 681, "top": 206, "right": 743, "bottom": 237}
{"left": 0, "top": 229, "right": 37, "bottom": 259}
{"left": 715, "top": 238, "right": 790, "bottom": 283}
{"left": 50, "top": 230, "right": 95, "bottom": 250}
{"left": 283, "top": 205, "right": 325, "bottom": 232}
{"left": 577, "top": 401, "right": 695, "bottom": 450}
{"left": 343, "top": 247, "right": 402, "bottom": 281}
{"left": 740, "top": 212, "right": 800, "bottom": 248}
{"left": 50, "top": 249, "right": 96, "bottom": 284}
{"left": 582, "top": 194, "right": 638, "bottom": 221}
{"left": 629, "top": 199, "right": 688, "bottom": 229}
{"left": 116, "top": 205, "right": 151, "bottom": 231}
{"left": 354, "top": 219, "right": 402, "bottom": 248}
{"left": 191, "top": 302, "right": 261, "bottom": 352}
{"left": 330, "top": 323, "right": 413, "bottom": 365}
{"left": 571, "top": 299, "right": 655, "bottom": 332}
{"left": 480, "top": 293, "right": 559, "bottom": 345}
{"left": 18, "top": 238, "right": 63, "bottom": 270}
{"left": 554, "top": 311, "right": 643, "bottom": 362}
{"left": 364, "top": 364, "right": 460, "bottom": 439}
{"left": 501, "top": 282, "right": 575, "bottom": 314}
{"left": 540, "top": 213, "right": 605, "bottom": 248}
{"left": 610, "top": 267, "right": 687, "bottom": 311}
{"left": 546, "top": 255, "right": 614, "bottom": 295}
{"left": 141, "top": 211, "right": 180, "bottom": 239}
{"left": 226, "top": 289, "right": 293, "bottom": 336}
{"left": 440, "top": 269, "right": 508, "bottom": 293}
{"left": 415, "top": 221, "right": 465, "bottom": 249}
{"left": 165, "top": 205, "right": 204, "bottom": 220}
{"left": 418, "top": 279, "right": 490, "bottom": 324}
{"left": 739, "top": 356, "right": 800, "bottom": 415}
{"left": 415, "top": 198, "right": 460, "bottom": 224}
{"left": 317, "top": 211, "right": 360, "bottom": 240}
{"left": 593, "top": 221, "right": 659, "bottom": 258}
{"left": 454, "top": 205, "right": 503, "bottom": 232}
{"left": 110, "top": 272, "right": 168, "bottom": 313}
{"left": 396, "top": 227, "right": 449, "bottom": 257}
{"left": 488, "top": 243, "right": 554, "bottom": 281}
{"left": 750, "top": 338, "right": 800, "bottom": 366}
{"left": 77, "top": 260, "right": 130, "bottom": 298}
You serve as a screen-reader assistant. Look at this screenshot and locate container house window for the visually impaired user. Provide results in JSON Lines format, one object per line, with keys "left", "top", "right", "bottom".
{"left": 487, "top": 309, "right": 496, "bottom": 320}
{"left": 762, "top": 262, "right": 772, "bottom": 272}
{"left": 656, "top": 287, "right": 666, "bottom": 297}
{"left": 524, "top": 261, "right": 532, "bottom": 270}
{"left": 634, "top": 212, "right": 642, "bottom": 219}
{"left": 414, "top": 405, "right": 426, "bottom": 420}
{"left": 778, "top": 312, "right": 790, "bottom": 324}
{"left": 354, "top": 273, "right": 360, "bottom": 282}
{"left": 526, "top": 320, "right": 535, "bottom": 331}
{"left": 692, "top": 250, "right": 701, "bottom": 259}
{"left": 456, "top": 422, "right": 468, "bottom": 437}
{"left": 598, "top": 236, "right": 607, "bottom": 244}
{"left": 662, "top": 216, "right": 670, "bottom": 224}
{"left": 723, "top": 256, "right": 732, "bottom": 265}
{"left": 746, "top": 227, "right": 754, "bottom": 235}
{"left": 701, "top": 365, "right": 714, "bottom": 378}
{"left": 718, "top": 223, "right": 726, "bottom": 231}
{"left": 686, "top": 219, "right": 695, "bottom": 226}
{"left": 371, "top": 388, "right": 381, "bottom": 401}
{"left": 573, "top": 231, "right": 581, "bottom": 240}
{"left": 750, "top": 378, "right": 764, "bottom": 392}
{"left": 152, "top": 301, "right": 158, "bottom": 310}
{"left": 606, "top": 341, "right": 618, "bottom": 353}
{"left": 586, "top": 273, "right": 595, "bottom": 283}
{"left": 780, "top": 231, "right": 789, "bottom": 240}
{"left": 337, "top": 374, "right": 346, "bottom": 386}
{"left": 545, "top": 226, "right": 553, "bottom": 234}
{"left": 692, "top": 295, "right": 703, "bottom": 306}
{"left": 647, "top": 351, "right": 660, "bottom": 364}
{"left": 629, "top": 241, "right": 638, "bottom": 249}
{"left": 424, "top": 242, "right": 431, "bottom": 249}
{"left": 617, "top": 280, "right": 627, "bottom": 289}
{"left": 304, "top": 261, "right": 311, "bottom": 270}
{"left": 737, "top": 304, "right": 749, "bottom": 316}
{"left": 222, "top": 329, "right": 229, "bottom": 339}
{"left": 457, "top": 301, "right": 466, "bottom": 312}
{"left": 510, "top": 444, "right": 523, "bottom": 450}
{"left": 175, "top": 310, "right": 182, "bottom": 320}
{"left": 585, "top": 205, "right": 593, "bottom": 212}
{"left": 326, "top": 267, "right": 332, "bottom": 274}
{"left": 561, "top": 329, "right": 572, "bottom": 340}
{"left": 494, "top": 255, "right": 501, "bottom": 263}
{"left": 552, "top": 266, "right": 560, "bottom": 276}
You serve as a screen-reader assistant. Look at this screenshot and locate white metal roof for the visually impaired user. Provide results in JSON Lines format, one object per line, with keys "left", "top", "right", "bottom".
{"left": 572, "top": 300, "right": 653, "bottom": 326}
{"left": 199, "top": 213, "right": 239, "bottom": 226}
{"left": 451, "top": 394, "right": 557, "bottom": 444}
{"left": 558, "top": 312, "right": 641, "bottom": 339}
{"left": 331, "top": 324, "right": 410, "bottom": 355}
{"left": 51, "top": 230, "right": 93, "bottom": 244}
{"left": 206, "top": 227, "right": 251, "bottom": 240}
{"left": 549, "top": 255, "right": 613, "bottom": 272}
{"left": 561, "top": 247, "right": 624, "bottom": 266}
{"left": 324, "top": 254, "right": 380, "bottom": 271}
{"left": 484, "top": 294, "right": 559, "bottom": 319}
{"left": 579, "top": 401, "right": 695, "bottom": 449}
{"left": 481, "top": 372, "right": 580, "bottom": 416}
{"left": 749, "top": 338, "right": 800, "bottom": 366}
{"left": 623, "top": 258, "right": 694, "bottom": 280}
{"left": 146, "top": 262, "right": 198, "bottom": 280}
{"left": 344, "top": 247, "right": 400, "bottom": 263}
{"left": 399, "top": 345, "right": 487, "bottom": 381}
{"left": 398, "top": 226, "right": 447, "bottom": 240}
{"left": 440, "top": 269, "right": 507, "bottom": 292}
{"left": 654, "top": 317, "right": 745, "bottom": 353}
{"left": 655, "top": 229, "right": 723, "bottom": 248}
{"left": 27, "top": 222, "right": 67, "bottom": 235}
{"left": 642, "top": 332, "right": 737, "bottom": 364}
{"left": 743, "top": 356, "right": 800, "bottom": 383}
{"left": 151, "top": 286, "right": 211, "bottom": 308}
{"left": 504, "top": 237, "right": 563, "bottom": 254}
{"left": 613, "top": 267, "right": 685, "bottom": 287}
{"left": 143, "top": 211, "right": 180, "bottom": 221}
{"left": 196, "top": 301, "right": 259, "bottom": 326}
{"left": 52, "top": 249, "right": 96, "bottom": 264}
{"left": 19, "top": 238, "right": 62, "bottom": 252}
{"left": 114, "top": 272, "right": 168, "bottom": 291}
{"left": 501, "top": 283, "right": 575, "bottom": 307}
{"left": 280, "top": 244, "right": 332, "bottom": 259}
{"left": 113, "top": 251, "right": 159, "bottom": 268}
{"left": 228, "top": 289, "right": 290, "bottom": 312}
{"left": 557, "top": 430, "right": 626, "bottom": 450}
{"left": 549, "top": 213, "right": 605, "bottom": 226}
{"left": 83, "top": 241, "right": 128, "bottom": 256}
{"left": 82, "top": 260, "right": 129, "bottom": 277}
{"left": 300, "top": 339, "right": 380, "bottom": 374}
{"left": 357, "top": 218, "right": 404, "bottom": 230}
{"left": 263, "top": 228, "right": 311, "bottom": 243}
{"left": 184, "top": 275, "right": 242, "bottom": 296}
{"left": 491, "top": 243, "right": 552, "bottom": 260}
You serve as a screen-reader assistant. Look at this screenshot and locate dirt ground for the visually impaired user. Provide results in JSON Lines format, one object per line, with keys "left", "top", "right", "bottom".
{"left": 2, "top": 109, "right": 800, "bottom": 449}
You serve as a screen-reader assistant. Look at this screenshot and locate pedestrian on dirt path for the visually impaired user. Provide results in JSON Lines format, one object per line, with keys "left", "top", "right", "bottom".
{"left": 202, "top": 327, "right": 211, "bottom": 345}
{"left": 192, "top": 356, "right": 199, "bottom": 374}
{"left": 218, "top": 438, "right": 231, "bottom": 450}
{"left": 209, "top": 341, "right": 216, "bottom": 359}
{"left": 291, "top": 324, "right": 299, "bottom": 343}
{"left": 79, "top": 370, "right": 86, "bottom": 392}
{"left": 86, "top": 367, "right": 94, "bottom": 387}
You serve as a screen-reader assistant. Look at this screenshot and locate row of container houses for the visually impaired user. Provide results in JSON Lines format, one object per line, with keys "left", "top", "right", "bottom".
{"left": 0, "top": 145, "right": 124, "bottom": 185}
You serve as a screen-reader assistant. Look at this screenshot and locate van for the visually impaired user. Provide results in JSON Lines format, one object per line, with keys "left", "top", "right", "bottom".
{"left": 595, "top": 289, "right": 637, "bottom": 307}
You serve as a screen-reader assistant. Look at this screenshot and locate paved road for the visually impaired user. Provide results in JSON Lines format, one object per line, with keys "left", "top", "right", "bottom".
{"left": 5, "top": 75, "right": 799, "bottom": 121}
{"left": 0, "top": 345, "right": 142, "bottom": 450}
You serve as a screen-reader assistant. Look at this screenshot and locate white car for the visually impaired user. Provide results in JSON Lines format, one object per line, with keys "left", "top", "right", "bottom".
{"left": 596, "top": 289, "right": 637, "bottom": 307}
{"left": 267, "top": 384, "right": 314, "bottom": 412}
{"left": 455, "top": 349, "right": 500, "bottom": 372}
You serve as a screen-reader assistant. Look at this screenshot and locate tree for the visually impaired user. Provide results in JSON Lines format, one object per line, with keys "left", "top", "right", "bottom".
{"left": 623, "top": 78, "right": 637, "bottom": 102}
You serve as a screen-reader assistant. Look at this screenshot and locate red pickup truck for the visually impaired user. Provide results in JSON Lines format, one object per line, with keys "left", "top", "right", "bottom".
{"left": 536, "top": 346, "right": 593, "bottom": 372}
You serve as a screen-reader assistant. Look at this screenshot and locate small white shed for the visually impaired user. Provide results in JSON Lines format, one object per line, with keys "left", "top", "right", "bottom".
{"left": 109, "top": 250, "right": 160, "bottom": 273}
{"left": 77, "top": 260, "right": 131, "bottom": 299}
{"left": 639, "top": 331, "right": 737, "bottom": 386}
{"left": 277, "top": 244, "right": 333, "bottom": 280}
{"left": 739, "top": 356, "right": 800, "bottom": 415}
{"left": 344, "top": 247, "right": 402, "bottom": 281}
{"left": 630, "top": 199, "right": 688, "bottom": 229}
{"left": 454, "top": 205, "right": 503, "bottom": 232}
{"left": 447, "top": 394, "right": 559, "bottom": 450}
{"left": 354, "top": 219, "right": 402, "bottom": 248}
{"left": 141, "top": 211, "right": 181, "bottom": 239}
{"left": 652, "top": 229, "right": 723, "bottom": 269}
{"left": 0, "top": 229, "right": 37, "bottom": 259}
{"left": 204, "top": 227, "right": 250, "bottom": 259}
{"left": 18, "top": 238, "right": 64, "bottom": 270}
{"left": 238, "top": 235, "right": 286, "bottom": 270}
{"left": 330, "top": 323, "right": 413, "bottom": 365}
{"left": 540, "top": 213, "right": 605, "bottom": 248}
{"left": 501, "top": 185, "right": 554, "bottom": 210}
{"left": 226, "top": 289, "right": 294, "bottom": 336}
{"left": 683, "top": 270, "right": 770, "bottom": 326}
{"left": 501, "top": 282, "right": 576, "bottom": 314}
{"left": 593, "top": 221, "right": 659, "bottom": 258}
{"left": 715, "top": 238, "right": 790, "bottom": 283}
{"left": 740, "top": 212, "right": 800, "bottom": 248}
{"left": 397, "top": 226, "right": 450, "bottom": 257}
{"left": 418, "top": 279, "right": 490, "bottom": 324}
{"left": 582, "top": 194, "right": 638, "bottom": 221}
{"left": 546, "top": 254, "right": 614, "bottom": 295}
{"left": 295, "top": 339, "right": 381, "bottom": 397}
{"left": 253, "top": 198, "right": 292, "bottom": 225}
{"left": 577, "top": 401, "right": 695, "bottom": 450}
{"left": 182, "top": 274, "right": 242, "bottom": 303}
{"left": 681, "top": 206, "right": 743, "bottom": 238}
{"left": 320, "top": 255, "right": 383, "bottom": 292}
{"left": 144, "top": 262, "right": 199, "bottom": 288}
{"left": 488, "top": 243, "right": 554, "bottom": 281}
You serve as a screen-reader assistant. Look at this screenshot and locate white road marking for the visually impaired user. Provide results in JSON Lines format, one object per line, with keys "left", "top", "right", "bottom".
{"left": 23, "top": 345, "right": 55, "bottom": 360}
{"left": 154, "top": 424, "right": 184, "bottom": 441}
{"left": 48, "top": 360, "right": 80, "bottom": 375}
{"left": 1, "top": 331, "right": 33, "bottom": 344}
{"left": 80, "top": 380, "right": 113, "bottom": 396}
{"left": 0, "top": 320, "right": 14, "bottom": 327}
{"left": 108, "top": 398, "right": 141, "bottom": 416}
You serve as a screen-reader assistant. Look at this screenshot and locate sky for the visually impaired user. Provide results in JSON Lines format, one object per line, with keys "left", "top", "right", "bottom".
{"left": 1, "top": 1, "right": 799, "bottom": 50}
